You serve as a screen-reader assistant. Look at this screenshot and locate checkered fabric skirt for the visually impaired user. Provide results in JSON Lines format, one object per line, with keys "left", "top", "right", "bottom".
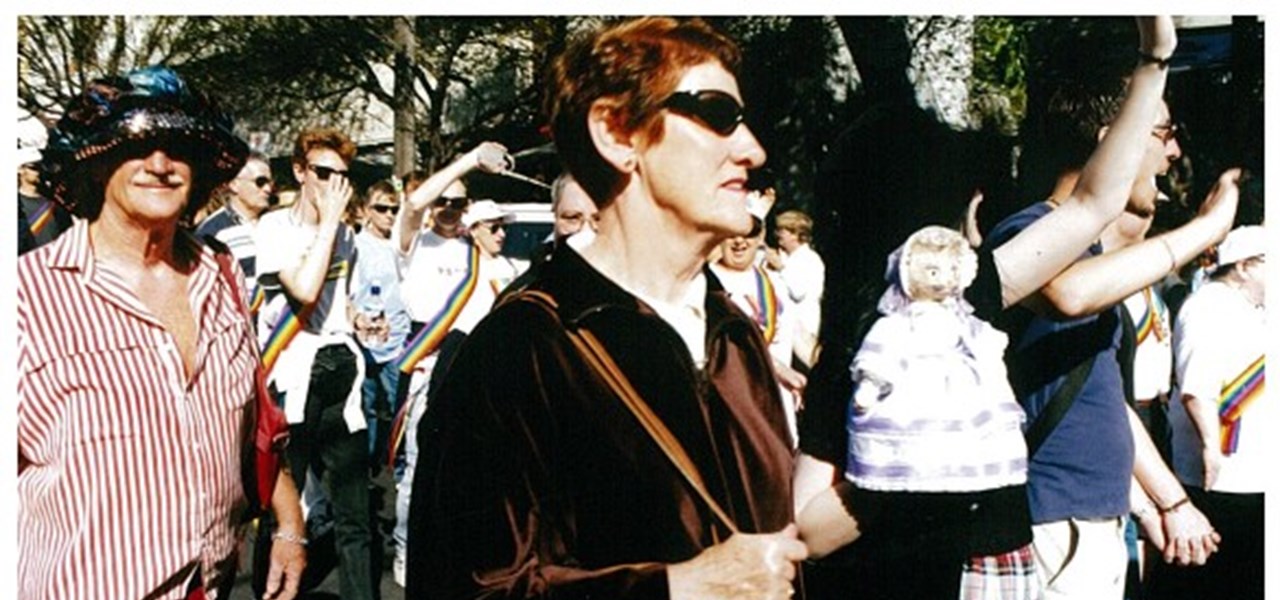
{"left": 959, "top": 543, "right": 1041, "bottom": 600}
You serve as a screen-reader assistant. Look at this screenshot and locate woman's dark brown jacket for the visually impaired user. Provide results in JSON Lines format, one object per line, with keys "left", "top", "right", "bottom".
{"left": 408, "top": 245, "right": 796, "bottom": 599}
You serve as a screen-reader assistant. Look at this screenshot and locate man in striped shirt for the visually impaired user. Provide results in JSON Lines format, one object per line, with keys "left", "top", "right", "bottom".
{"left": 196, "top": 151, "right": 275, "bottom": 309}
{"left": 17, "top": 66, "right": 305, "bottom": 600}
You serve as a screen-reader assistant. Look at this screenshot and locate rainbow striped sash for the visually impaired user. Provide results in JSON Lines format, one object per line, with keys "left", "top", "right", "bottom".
{"left": 248, "top": 282, "right": 266, "bottom": 316}
{"left": 1134, "top": 287, "right": 1169, "bottom": 344}
{"left": 395, "top": 243, "right": 480, "bottom": 374}
{"left": 258, "top": 258, "right": 348, "bottom": 374}
{"left": 752, "top": 265, "right": 779, "bottom": 344}
{"left": 1218, "top": 355, "right": 1265, "bottom": 455}
{"left": 26, "top": 200, "right": 54, "bottom": 237}
{"left": 260, "top": 301, "right": 314, "bottom": 375}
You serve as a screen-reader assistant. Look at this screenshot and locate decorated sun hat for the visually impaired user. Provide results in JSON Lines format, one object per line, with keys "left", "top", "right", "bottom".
{"left": 39, "top": 65, "right": 249, "bottom": 217}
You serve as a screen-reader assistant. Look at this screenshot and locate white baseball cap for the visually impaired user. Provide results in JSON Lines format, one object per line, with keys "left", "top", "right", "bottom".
{"left": 17, "top": 146, "right": 42, "bottom": 167}
{"left": 462, "top": 199, "right": 513, "bottom": 229}
{"left": 1216, "top": 225, "right": 1266, "bottom": 267}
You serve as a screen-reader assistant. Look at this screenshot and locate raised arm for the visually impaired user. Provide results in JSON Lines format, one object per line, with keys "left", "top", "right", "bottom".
{"left": 276, "top": 176, "right": 350, "bottom": 305}
{"left": 396, "top": 141, "right": 509, "bottom": 254}
{"left": 1034, "top": 168, "right": 1239, "bottom": 318}
{"left": 992, "top": 16, "right": 1178, "bottom": 308}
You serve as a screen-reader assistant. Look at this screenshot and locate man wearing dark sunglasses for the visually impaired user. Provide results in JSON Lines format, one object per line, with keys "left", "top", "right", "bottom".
{"left": 350, "top": 180, "right": 412, "bottom": 482}
{"left": 255, "top": 127, "right": 380, "bottom": 600}
{"left": 197, "top": 151, "right": 275, "bottom": 308}
{"left": 19, "top": 65, "right": 306, "bottom": 600}
{"left": 386, "top": 140, "right": 507, "bottom": 584}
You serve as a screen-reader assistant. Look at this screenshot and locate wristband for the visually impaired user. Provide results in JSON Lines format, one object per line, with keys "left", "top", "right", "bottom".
{"left": 1137, "top": 50, "right": 1173, "bottom": 69}
{"left": 272, "top": 530, "right": 309, "bottom": 546}
{"left": 1157, "top": 496, "right": 1190, "bottom": 515}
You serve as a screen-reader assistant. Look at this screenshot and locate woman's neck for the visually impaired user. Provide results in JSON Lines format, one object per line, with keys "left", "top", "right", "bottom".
{"left": 580, "top": 190, "right": 715, "bottom": 306}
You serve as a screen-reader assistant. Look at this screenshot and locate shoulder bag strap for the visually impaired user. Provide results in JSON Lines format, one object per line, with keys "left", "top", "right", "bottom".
{"left": 517, "top": 290, "right": 740, "bottom": 536}
{"left": 208, "top": 239, "right": 289, "bottom": 513}
{"left": 1024, "top": 355, "right": 1095, "bottom": 458}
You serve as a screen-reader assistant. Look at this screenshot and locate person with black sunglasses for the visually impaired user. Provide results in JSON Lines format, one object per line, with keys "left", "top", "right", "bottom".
{"left": 197, "top": 151, "right": 275, "bottom": 311}
{"left": 19, "top": 64, "right": 306, "bottom": 600}
{"left": 349, "top": 180, "right": 412, "bottom": 479}
{"left": 409, "top": 17, "right": 804, "bottom": 600}
{"left": 385, "top": 140, "right": 506, "bottom": 586}
{"left": 254, "top": 126, "right": 381, "bottom": 600}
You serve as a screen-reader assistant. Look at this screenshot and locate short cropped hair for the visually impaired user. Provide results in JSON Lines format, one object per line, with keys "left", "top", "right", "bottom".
{"left": 544, "top": 17, "right": 741, "bottom": 209}
{"left": 1040, "top": 78, "right": 1130, "bottom": 173}
{"left": 291, "top": 127, "right": 357, "bottom": 169}
{"left": 775, "top": 209, "right": 813, "bottom": 243}
{"left": 364, "top": 180, "right": 397, "bottom": 206}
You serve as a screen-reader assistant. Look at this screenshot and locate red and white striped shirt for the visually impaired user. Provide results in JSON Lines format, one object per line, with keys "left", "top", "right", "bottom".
{"left": 17, "top": 220, "right": 256, "bottom": 600}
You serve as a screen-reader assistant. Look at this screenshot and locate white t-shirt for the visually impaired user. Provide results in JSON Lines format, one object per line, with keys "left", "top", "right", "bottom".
{"left": 255, "top": 209, "right": 356, "bottom": 336}
{"left": 396, "top": 228, "right": 472, "bottom": 324}
{"left": 452, "top": 254, "right": 520, "bottom": 335}
{"left": 776, "top": 243, "right": 824, "bottom": 364}
{"left": 1168, "top": 281, "right": 1268, "bottom": 493}
{"left": 710, "top": 263, "right": 796, "bottom": 369}
{"left": 1121, "top": 286, "right": 1173, "bottom": 401}
{"left": 254, "top": 208, "right": 364, "bottom": 431}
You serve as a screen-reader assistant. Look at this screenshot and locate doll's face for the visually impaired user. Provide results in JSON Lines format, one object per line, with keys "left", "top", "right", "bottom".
{"left": 901, "top": 227, "right": 976, "bottom": 302}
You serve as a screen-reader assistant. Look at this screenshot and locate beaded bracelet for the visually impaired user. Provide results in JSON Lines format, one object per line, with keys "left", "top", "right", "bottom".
{"left": 1157, "top": 496, "right": 1190, "bottom": 515}
{"left": 272, "top": 531, "right": 310, "bottom": 546}
{"left": 1138, "top": 50, "right": 1173, "bottom": 69}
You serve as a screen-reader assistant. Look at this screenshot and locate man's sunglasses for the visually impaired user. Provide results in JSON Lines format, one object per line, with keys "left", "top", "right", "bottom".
{"left": 1151, "top": 121, "right": 1184, "bottom": 144}
{"left": 242, "top": 175, "right": 273, "bottom": 188}
{"left": 308, "top": 164, "right": 349, "bottom": 181}
{"left": 661, "top": 90, "right": 745, "bottom": 136}
{"left": 370, "top": 204, "right": 400, "bottom": 215}
{"left": 484, "top": 222, "right": 505, "bottom": 234}
{"left": 433, "top": 196, "right": 469, "bottom": 210}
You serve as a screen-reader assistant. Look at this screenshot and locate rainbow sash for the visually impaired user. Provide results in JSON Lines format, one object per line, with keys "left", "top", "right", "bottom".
{"left": 1219, "top": 355, "right": 1265, "bottom": 455}
{"left": 248, "top": 282, "right": 266, "bottom": 316}
{"left": 752, "top": 266, "right": 779, "bottom": 344}
{"left": 260, "top": 302, "right": 313, "bottom": 375}
{"left": 259, "top": 259, "right": 349, "bottom": 375}
{"left": 1134, "top": 287, "right": 1169, "bottom": 344}
{"left": 395, "top": 243, "right": 480, "bottom": 375}
{"left": 26, "top": 200, "right": 54, "bottom": 237}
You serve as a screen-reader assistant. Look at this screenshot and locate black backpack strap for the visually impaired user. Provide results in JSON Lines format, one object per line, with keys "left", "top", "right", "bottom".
{"left": 1024, "top": 355, "right": 1095, "bottom": 458}
{"left": 1118, "top": 303, "right": 1138, "bottom": 408}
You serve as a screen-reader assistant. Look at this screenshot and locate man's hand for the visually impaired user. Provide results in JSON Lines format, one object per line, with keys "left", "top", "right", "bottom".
{"left": 262, "top": 530, "right": 307, "bottom": 600}
{"left": 1134, "top": 505, "right": 1166, "bottom": 552}
{"left": 1161, "top": 502, "right": 1221, "bottom": 566}
{"left": 473, "top": 141, "right": 511, "bottom": 174}
{"left": 316, "top": 174, "right": 354, "bottom": 228}
{"left": 764, "top": 248, "right": 784, "bottom": 271}
{"left": 668, "top": 524, "right": 808, "bottom": 600}
{"left": 772, "top": 360, "right": 807, "bottom": 411}
{"left": 1194, "top": 168, "right": 1242, "bottom": 245}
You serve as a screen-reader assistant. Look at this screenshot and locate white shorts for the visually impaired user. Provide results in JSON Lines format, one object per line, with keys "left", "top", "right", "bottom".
{"left": 1032, "top": 517, "right": 1127, "bottom": 600}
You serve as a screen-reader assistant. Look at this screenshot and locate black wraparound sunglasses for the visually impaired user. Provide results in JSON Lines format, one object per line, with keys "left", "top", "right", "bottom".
{"left": 308, "top": 163, "right": 349, "bottom": 181}
{"left": 433, "top": 196, "right": 470, "bottom": 210}
{"left": 370, "top": 204, "right": 400, "bottom": 215}
{"left": 661, "top": 90, "right": 746, "bottom": 136}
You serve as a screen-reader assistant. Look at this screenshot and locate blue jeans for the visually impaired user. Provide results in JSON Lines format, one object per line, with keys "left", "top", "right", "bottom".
{"left": 360, "top": 351, "right": 402, "bottom": 467}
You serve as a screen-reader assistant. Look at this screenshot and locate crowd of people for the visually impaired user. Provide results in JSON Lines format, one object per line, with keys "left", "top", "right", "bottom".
{"left": 16, "top": 14, "right": 1264, "bottom": 600}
